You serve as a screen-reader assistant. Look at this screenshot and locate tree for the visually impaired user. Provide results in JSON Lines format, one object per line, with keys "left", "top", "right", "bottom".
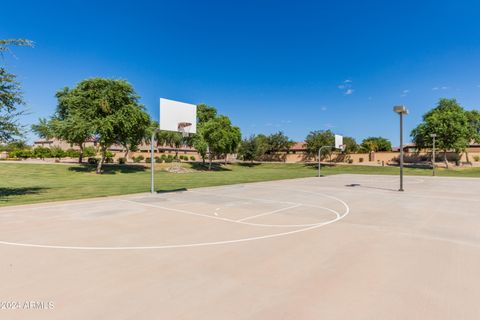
{"left": 0, "top": 68, "right": 25, "bottom": 143}
{"left": 254, "top": 134, "right": 269, "bottom": 160}
{"left": 238, "top": 136, "right": 257, "bottom": 162}
{"left": 223, "top": 125, "right": 241, "bottom": 164}
{"left": 0, "top": 39, "right": 33, "bottom": 143}
{"left": 411, "top": 99, "right": 471, "bottom": 168}
{"left": 192, "top": 128, "right": 209, "bottom": 164}
{"left": 156, "top": 130, "right": 183, "bottom": 158}
{"left": 360, "top": 137, "right": 392, "bottom": 152}
{"left": 342, "top": 136, "right": 358, "bottom": 153}
{"left": 116, "top": 105, "right": 151, "bottom": 159}
{"left": 32, "top": 88, "right": 94, "bottom": 163}
{"left": 0, "top": 140, "right": 30, "bottom": 151}
{"left": 265, "top": 131, "right": 293, "bottom": 160}
{"left": 0, "top": 39, "right": 33, "bottom": 56}
{"left": 197, "top": 104, "right": 217, "bottom": 124}
{"left": 35, "top": 78, "right": 150, "bottom": 173}
{"left": 201, "top": 115, "right": 241, "bottom": 169}
{"left": 305, "top": 130, "right": 335, "bottom": 160}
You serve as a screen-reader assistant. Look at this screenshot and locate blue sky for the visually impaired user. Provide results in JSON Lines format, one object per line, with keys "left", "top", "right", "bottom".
{"left": 2, "top": 0, "right": 480, "bottom": 145}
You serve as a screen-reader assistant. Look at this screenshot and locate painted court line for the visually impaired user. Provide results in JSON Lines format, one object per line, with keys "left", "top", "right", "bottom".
{"left": 236, "top": 204, "right": 302, "bottom": 222}
{"left": 0, "top": 189, "right": 350, "bottom": 250}
{"left": 125, "top": 200, "right": 336, "bottom": 228}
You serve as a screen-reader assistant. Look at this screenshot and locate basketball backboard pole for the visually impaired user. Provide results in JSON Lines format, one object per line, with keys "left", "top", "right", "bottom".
{"left": 151, "top": 128, "right": 160, "bottom": 194}
{"left": 318, "top": 135, "right": 344, "bottom": 177}
{"left": 318, "top": 145, "right": 333, "bottom": 177}
{"left": 152, "top": 98, "right": 197, "bottom": 194}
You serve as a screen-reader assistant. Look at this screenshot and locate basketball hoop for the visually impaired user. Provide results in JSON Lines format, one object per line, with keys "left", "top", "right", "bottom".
{"left": 178, "top": 122, "right": 192, "bottom": 138}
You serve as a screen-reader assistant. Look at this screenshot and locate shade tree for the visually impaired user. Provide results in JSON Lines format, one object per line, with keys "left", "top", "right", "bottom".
{"left": 411, "top": 98, "right": 472, "bottom": 167}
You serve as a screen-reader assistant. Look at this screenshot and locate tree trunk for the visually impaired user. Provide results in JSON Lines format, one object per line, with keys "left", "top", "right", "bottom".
{"left": 124, "top": 145, "right": 129, "bottom": 159}
{"left": 96, "top": 146, "right": 107, "bottom": 174}
{"left": 444, "top": 150, "right": 449, "bottom": 169}
{"left": 465, "top": 151, "right": 470, "bottom": 164}
{"left": 224, "top": 154, "right": 228, "bottom": 165}
{"left": 78, "top": 144, "right": 84, "bottom": 163}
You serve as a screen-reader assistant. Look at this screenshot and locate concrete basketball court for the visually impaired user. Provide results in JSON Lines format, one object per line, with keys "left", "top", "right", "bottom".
{"left": 1, "top": 174, "right": 480, "bottom": 319}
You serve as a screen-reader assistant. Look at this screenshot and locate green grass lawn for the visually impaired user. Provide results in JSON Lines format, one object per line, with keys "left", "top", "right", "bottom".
{"left": 1, "top": 162, "right": 479, "bottom": 206}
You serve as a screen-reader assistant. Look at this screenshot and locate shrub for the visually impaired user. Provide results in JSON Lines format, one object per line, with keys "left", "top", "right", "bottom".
{"left": 160, "top": 154, "right": 167, "bottom": 161}
{"left": 105, "top": 151, "right": 115, "bottom": 158}
{"left": 133, "top": 155, "right": 144, "bottom": 163}
{"left": 66, "top": 148, "right": 80, "bottom": 158}
{"left": 474, "top": 155, "right": 480, "bottom": 162}
{"left": 50, "top": 146, "right": 66, "bottom": 158}
{"left": 165, "top": 155, "right": 173, "bottom": 163}
{"left": 155, "top": 156, "right": 162, "bottom": 163}
{"left": 359, "top": 157, "right": 364, "bottom": 163}
{"left": 83, "top": 146, "right": 96, "bottom": 157}
{"left": 190, "top": 156, "right": 195, "bottom": 161}
{"left": 33, "top": 147, "right": 52, "bottom": 159}
{"left": 105, "top": 157, "right": 114, "bottom": 163}
{"left": 87, "top": 157, "right": 98, "bottom": 164}
{"left": 145, "top": 157, "right": 151, "bottom": 163}
{"left": 9, "top": 149, "right": 32, "bottom": 158}
{"left": 118, "top": 157, "right": 127, "bottom": 164}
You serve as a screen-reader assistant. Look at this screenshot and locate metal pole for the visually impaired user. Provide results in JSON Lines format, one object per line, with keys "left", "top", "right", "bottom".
{"left": 150, "top": 130, "right": 156, "bottom": 194}
{"left": 318, "top": 147, "right": 321, "bottom": 177}
{"left": 399, "top": 113, "right": 404, "bottom": 191}
{"left": 318, "top": 146, "right": 332, "bottom": 177}
{"left": 432, "top": 136, "right": 436, "bottom": 176}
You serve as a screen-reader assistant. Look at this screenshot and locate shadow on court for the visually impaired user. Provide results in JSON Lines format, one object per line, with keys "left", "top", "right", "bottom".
{"left": 345, "top": 184, "right": 398, "bottom": 192}
{"left": 155, "top": 188, "right": 188, "bottom": 194}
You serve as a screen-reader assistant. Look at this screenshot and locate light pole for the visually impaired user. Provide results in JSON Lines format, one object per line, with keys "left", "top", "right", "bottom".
{"left": 430, "top": 133, "right": 437, "bottom": 176}
{"left": 393, "top": 105, "right": 409, "bottom": 191}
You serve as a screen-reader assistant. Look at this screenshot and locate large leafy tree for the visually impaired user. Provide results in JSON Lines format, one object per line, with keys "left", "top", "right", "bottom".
{"left": 342, "top": 136, "right": 358, "bottom": 153}
{"left": 360, "top": 137, "right": 392, "bottom": 152}
{"left": 238, "top": 133, "right": 288, "bottom": 162}
{"left": 197, "top": 104, "right": 217, "bottom": 123}
{"left": 202, "top": 115, "right": 241, "bottom": 169}
{"left": 115, "top": 105, "right": 151, "bottom": 159}
{"left": 190, "top": 104, "right": 218, "bottom": 163}
{"left": 0, "top": 39, "right": 33, "bottom": 143}
{"left": 238, "top": 135, "right": 258, "bottom": 162}
{"left": 305, "top": 130, "right": 335, "bottom": 160}
{"left": 265, "top": 131, "right": 293, "bottom": 159}
{"left": 33, "top": 88, "right": 95, "bottom": 163}
{"left": 411, "top": 98, "right": 471, "bottom": 168}
{"left": 34, "top": 78, "right": 151, "bottom": 173}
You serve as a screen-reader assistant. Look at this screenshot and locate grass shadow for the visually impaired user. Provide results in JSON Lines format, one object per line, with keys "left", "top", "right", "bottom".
{"left": 0, "top": 187, "right": 48, "bottom": 202}
{"left": 236, "top": 162, "right": 262, "bottom": 167}
{"left": 189, "top": 163, "right": 232, "bottom": 171}
{"left": 68, "top": 164, "right": 146, "bottom": 174}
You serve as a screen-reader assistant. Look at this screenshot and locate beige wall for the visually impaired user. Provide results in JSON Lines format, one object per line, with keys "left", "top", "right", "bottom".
{"left": 286, "top": 150, "right": 480, "bottom": 164}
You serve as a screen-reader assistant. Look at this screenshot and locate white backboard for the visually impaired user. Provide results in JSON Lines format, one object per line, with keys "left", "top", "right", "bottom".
{"left": 335, "top": 134, "right": 343, "bottom": 149}
{"left": 159, "top": 98, "right": 197, "bottom": 133}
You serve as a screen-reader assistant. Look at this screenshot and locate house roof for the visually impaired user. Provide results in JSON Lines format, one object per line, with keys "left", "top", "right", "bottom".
{"left": 290, "top": 142, "right": 307, "bottom": 151}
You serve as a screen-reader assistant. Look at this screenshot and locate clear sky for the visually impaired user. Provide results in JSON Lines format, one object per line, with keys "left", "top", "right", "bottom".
{"left": 2, "top": 0, "right": 480, "bottom": 145}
